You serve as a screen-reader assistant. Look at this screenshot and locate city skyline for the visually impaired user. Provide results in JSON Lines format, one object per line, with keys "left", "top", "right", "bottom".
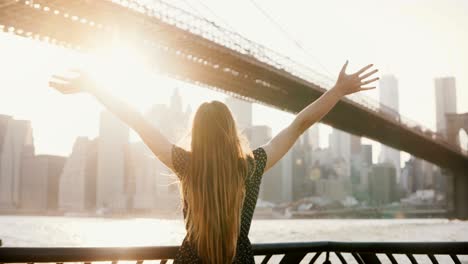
{"left": 0, "top": 90, "right": 449, "bottom": 215}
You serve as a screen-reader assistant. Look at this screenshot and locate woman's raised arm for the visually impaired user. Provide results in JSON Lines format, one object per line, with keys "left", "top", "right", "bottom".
{"left": 49, "top": 71, "right": 174, "bottom": 171}
{"left": 262, "top": 61, "right": 379, "bottom": 172}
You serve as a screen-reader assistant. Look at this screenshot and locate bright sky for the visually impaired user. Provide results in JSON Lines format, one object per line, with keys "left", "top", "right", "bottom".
{"left": 0, "top": 0, "right": 467, "bottom": 161}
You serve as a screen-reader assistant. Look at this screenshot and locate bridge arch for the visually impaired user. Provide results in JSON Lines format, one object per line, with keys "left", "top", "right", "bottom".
{"left": 445, "top": 113, "right": 468, "bottom": 150}
{"left": 459, "top": 128, "right": 468, "bottom": 151}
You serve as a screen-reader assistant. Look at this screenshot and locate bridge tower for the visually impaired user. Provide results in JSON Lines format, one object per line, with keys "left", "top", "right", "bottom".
{"left": 445, "top": 113, "right": 468, "bottom": 219}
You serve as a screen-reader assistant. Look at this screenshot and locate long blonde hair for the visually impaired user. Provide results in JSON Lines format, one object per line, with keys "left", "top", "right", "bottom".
{"left": 181, "top": 100, "right": 250, "bottom": 264}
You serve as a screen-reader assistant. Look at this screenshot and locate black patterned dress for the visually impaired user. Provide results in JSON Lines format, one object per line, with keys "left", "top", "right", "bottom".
{"left": 171, "top": 145, "right": 268, "bottom": 264}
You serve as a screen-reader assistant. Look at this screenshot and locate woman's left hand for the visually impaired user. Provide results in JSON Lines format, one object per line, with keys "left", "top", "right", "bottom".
{"left": 49, "top": 69, "right": 97, "bottom": 95}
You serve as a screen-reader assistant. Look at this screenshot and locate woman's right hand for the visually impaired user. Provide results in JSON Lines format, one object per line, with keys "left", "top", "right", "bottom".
{"left": 332, "top": 60, "right": 379, "bottom": 97}
{"left": 49, "top": 70, "right": 97, "bottom": 95}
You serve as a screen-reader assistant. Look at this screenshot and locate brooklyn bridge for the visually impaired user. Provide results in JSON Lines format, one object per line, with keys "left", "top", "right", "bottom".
{"left": 0, "top": 0, "right": 467, "bottom": 219}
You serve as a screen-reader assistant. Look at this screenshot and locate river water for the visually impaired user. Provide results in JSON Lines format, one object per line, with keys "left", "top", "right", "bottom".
{"left": 1, "top": 216, "right": 467, "bottom": 263}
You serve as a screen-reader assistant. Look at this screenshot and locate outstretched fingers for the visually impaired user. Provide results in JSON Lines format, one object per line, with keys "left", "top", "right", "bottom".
{"left": 50, "top": 79, "right": 83, "bottom": 94}
{"left": 49, "top": 80, "right": 72, "bottom": 91}
{"left": 360, "top": 77, "right": 379, "bottom": 86}
{"left": 359, "top": 69, "right": 378, "bottom": 80}
{"left": 51, "top": 74, "right": 73, "bottom": 83}
{"left": 355, "top": 64, "right": 373, "bottom": 76}
{"left": 359, "top": 86, "right": 376, "bottom": 91}
{"left": 49, "top": 80, "right": 67, "bottom": 88}
{"left": 340, "top": 60, "right": 349, "bottom": 75}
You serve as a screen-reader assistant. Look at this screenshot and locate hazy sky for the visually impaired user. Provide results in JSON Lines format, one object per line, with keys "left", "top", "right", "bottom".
{"left": 0, "top": 0, "right": 467, "bottom": 159}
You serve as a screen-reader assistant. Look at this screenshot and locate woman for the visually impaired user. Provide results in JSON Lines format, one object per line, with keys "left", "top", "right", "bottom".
{"left": 51, "top": 60, "right": 378, "bottom": 264}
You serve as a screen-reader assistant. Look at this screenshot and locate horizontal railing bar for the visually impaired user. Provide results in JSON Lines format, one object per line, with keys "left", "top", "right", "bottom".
{"left": 0, "top": 242, "right": 467, "bottom": 263}
{"left": 253, "top": 242, "right": 468, "bottom": 255}
{"left": 0, "top": 246, "right": 179, "bottom": 262}
{"left": 255, "top": 242, "right": 331, "bottom": 255}
{"left": 324, "top": 241, "right": 468, "bottom": 255}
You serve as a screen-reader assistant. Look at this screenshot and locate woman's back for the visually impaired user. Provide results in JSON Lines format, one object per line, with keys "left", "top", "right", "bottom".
{"left": 172, "top": 145, "right": 268, "bottom": 264}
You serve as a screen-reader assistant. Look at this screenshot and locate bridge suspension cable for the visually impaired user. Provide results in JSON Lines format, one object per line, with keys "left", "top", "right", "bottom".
{"left": 192, "top": 0, "right": 237, "bottom": 32}
{"left": 178, "top": 0, "right": 232, "bottom": 29}
{"left": 176, "top": 0, "right": 243, "bottom": 51}
{"left": 246, "top": 0, "right": 335, "bottom": 81}
{"left": 179, "top": 0, "right": 204, "bottom": 17}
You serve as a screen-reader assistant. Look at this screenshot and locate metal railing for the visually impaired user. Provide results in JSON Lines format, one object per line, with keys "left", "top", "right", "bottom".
{"left": 0, "top": 241, "right": 467, "bottom": 264}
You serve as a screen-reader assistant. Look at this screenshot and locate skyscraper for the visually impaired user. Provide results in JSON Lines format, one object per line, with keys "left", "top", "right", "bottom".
{"left": 329, "top": 128, "right": 353, "bottom": 177}
{"left": 302, "top": 125, "right": 320, "bottom": 151}
{"left": 378, "top": 75, "right": 401, "bottom": 182}
{"left": 59, "top": 137, "right": 98, "bottom": 212}
{"left": 249, "top": 125, "right": 271, "bottom": 148}
{"left": 379, "top": 75, "right": 399, "bottom": 114}
{"left": 20, "top": 154, "right": 48, "bottom": 212}
{"left": 361, "top": 144, "right": 373, "bottom": 167}
{"left": 0, "top": 118, "right": 34, "bottom": 209}
{"left": 147, "top": 89, "right": 191, "bottom": 143}
{"left": 281, "top": 150, "right": 293, "bottom": 202}
{"left": 21, "top": 155, "right": 65, "bottom": 212}
{"left": 434, "top": 77, "right": 457, "bottom": 136}
{"left": 146, "top": 89, "right": 191, "bottom": 211}
{"left": 248, "top": 125, "right": 285, "bottom": 203}
{"left": 329, "top": 129, "right": 350, "bottom": 161}
{"left": 291, "top": 138, "right": 314, "bottom": 201}
{"left": 127, "top": 142, "right": 158, "bottom": 211}
{"left": 368, "top": 163, "right": 398, "bottom": 205}
{"left": 357, "top": 144, "right": 373, "bottom": 186}
{"left": 0, "top": 115, "right": 11, "bottom": 155}
{"left": 401, "top": 157, "right": 435, "bottom": 193}
{"left": 225, "top": 96, "right": 253, "bottom": 139}
{"left": 249, "top": 125, "right": 271, "bottom": 199}
{"left": 0, "top": 115, "right": 12, "bottom": 187}
{"left": 169, "top": 88, "right": 191, "bottom": 142}
{"left": 97, "top": 111, "right": 129, "bottom": 211}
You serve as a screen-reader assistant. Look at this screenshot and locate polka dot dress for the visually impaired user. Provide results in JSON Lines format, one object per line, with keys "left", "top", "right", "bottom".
{"left": 171, "top": 145, "right": 268, "bottom": 264}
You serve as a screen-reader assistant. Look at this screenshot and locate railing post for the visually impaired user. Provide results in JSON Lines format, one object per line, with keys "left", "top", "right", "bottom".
{"left": 322, "top": 251, "right": 330, "bottom": 264}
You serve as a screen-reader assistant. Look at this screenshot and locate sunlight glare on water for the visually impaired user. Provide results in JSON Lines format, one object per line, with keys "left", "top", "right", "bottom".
{"left": 1, "top": 216, "right": 468, "bottom": 248}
